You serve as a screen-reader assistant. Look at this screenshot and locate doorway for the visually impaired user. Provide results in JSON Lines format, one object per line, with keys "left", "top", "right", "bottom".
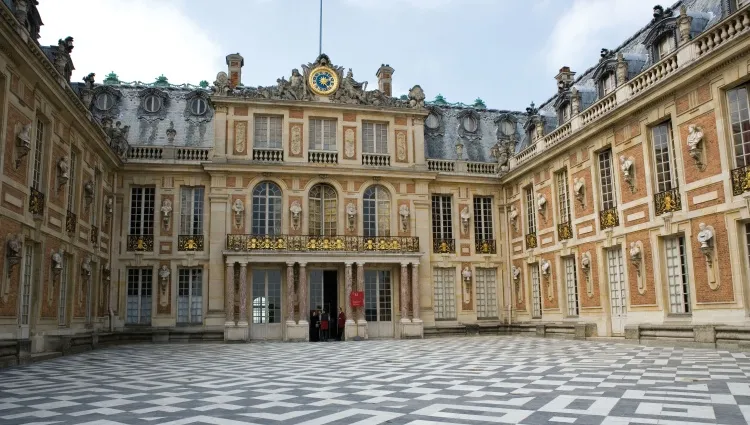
{"left": 309, "top": 270, "right": 338, "bottom": 340}
{"left": 607, "top": 248, "right": 627, "bottom": 335}
{"left": 250, "top": 269, "right": 283, "bottom": 340}
{"left": 364, "top": 269, "right": 393, "bottom": 338}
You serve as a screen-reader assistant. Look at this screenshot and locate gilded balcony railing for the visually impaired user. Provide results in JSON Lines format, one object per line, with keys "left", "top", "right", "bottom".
{"left": 654, "top": 187, "right": 682, "bottom": 216}
{"left": 600, "top": 207, "right": 620, "bottom": 230}
{"left": 525, "top": 232, "right": 537, "bottom": 249}
{"left": 557, "top": 222, "right": 573, "bottom": 241}
{"left": 90, "top": 225, "right": 99, "bottom": 244}
{"left": 127, "top": 234, "right": 154, "bottom": 252}
{"left": 65, "top": 210, "right": 77, "bottom": 234}
{"left": 227, "top": 234, "right": 420, "bottom": 253}
{"left": 178, "top": 235, "right": 204, "bottom": 251}
{"left": 29, "top": 187, "right": 45, "bottom": 216}
{"left": 731, "top": 165, "right": 750, "bottom": 196}
{"left": 432, "top": 238, "right": 455, "bottom": 254}
{"left": 475, "top": 239, "right": 496, "bottom": 254}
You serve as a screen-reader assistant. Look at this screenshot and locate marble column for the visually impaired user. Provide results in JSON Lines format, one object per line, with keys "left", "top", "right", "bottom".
{"left": 400, "top": 262, "right": 409, "bottom": 322}
{"left": 356, "top": 262, "right": 365, "bottom": 322}
{"left": 286, "top": 262, "right": 296, "bottom": 323}
{"left": 298, "top": 263, "right": 308, "bottom": 324}
{"left": 238, "top": 263, "right": 248, "bottom": 324}
{"left": 411, "top": 263, "right": 420, "bottom": 321}
{"left": 225, "top": 262, "right": 234, "bottom": 324}
{"left": 344, "top": 262, "right": 353, "bottom": 323}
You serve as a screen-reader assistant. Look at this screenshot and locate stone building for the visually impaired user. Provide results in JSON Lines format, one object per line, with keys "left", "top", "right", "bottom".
{"left": 1, "top": 0, "right": 750, "bottom": 363}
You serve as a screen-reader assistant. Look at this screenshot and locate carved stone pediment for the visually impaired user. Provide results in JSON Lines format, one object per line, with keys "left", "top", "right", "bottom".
{"left": 136, "top": 88, "right": 170, "bottom": 121}
{"left": 183, "top": 90, "right": 214, "bottom": 123}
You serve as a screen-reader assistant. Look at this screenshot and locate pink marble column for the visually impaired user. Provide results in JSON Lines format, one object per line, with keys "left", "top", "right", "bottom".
{"left": 286, "top": 262, "right": 296, "bottom": 323}
{"left": 400, "top": 262, "right": 409, "bottom": 321}
{"left": 298, "top": 263, "right": 308, "bottom": 323}
{"left": 411, "top": 263, "right": 420, "bottom": 320}
{"left": 356, "top": 262, "right": 365, "bottom": 322}
{"left": 238, "top": 263, "right": 248, "bottom": 323}
{"left": 225, "top": 262, "right": 234, "bottom": 323}
{"left": 344, "top": 262, "right": 353, "bottom": 322}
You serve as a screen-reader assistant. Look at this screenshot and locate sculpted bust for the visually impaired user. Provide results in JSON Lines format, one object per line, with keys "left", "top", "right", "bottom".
{"left": 462, "top": 266, "right": 472, "bottom": 282}
{"left": 58, "top": 156, "right": 70, "bottom": 179}
{"left": 620, "top": 155, "right": 633, "bottom": 177}
{"left": 159, "top": 264, "right": 170, "bottom": 281}
{"left": 346, "top": 202, "right": 357, "bottom": 218}
{"left": 697, "top": 222, "right": 713, "bottom": 249}
{"left": 232, "top": 199, "right": 245, "bottom": 215}
{"left": 161, "top": 199, "right": 172, "bottom": 217}
{"left": 687, "top": 124, "right": 703, "bottom": 151}
{"left": 512, "top": 266, "right": 521, "bottom": 281}
{"left": 629, "top": 242, "right": 641, "bottom": 262}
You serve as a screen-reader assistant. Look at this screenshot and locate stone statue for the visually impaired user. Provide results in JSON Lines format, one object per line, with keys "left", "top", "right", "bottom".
{"left": 629, "top": 242, "right": 641, "bottom": 262}
{"left": 81, "top": 256, "right": 92, "bottom": 277}
{"left": 82, "top": 73, "right": 95, "bottom": 90}
{"left": 512, "top": 266, "right": 521, "bottom": 281}
{"left": 290, "top": 200, "right": 302, "bottom": 231}
{"left": 346, "top": 202, "right": 357, "bottom": 231}
{"left": 620, "top": 155, "right": 633, "bottom": 178}
{"left": 213, "top": 71, "right": 230, "bottom": 96}
{"left": 158, "top": 265, "right": 170, "bottom": 307}
{"left": 573, "top": 177, "right": 585, "bottom": 204}
{"left": 289, "top": 68, "right": 307, "bottom": 100}
{"left": 159, "top": 265, "right": 170, "bottom": 281}
{"left": 462, "top": 266, "right": 472, "bottom": 282}
{"left": 537, "top": 194, "right": 547, "bottom": 211}
{"left": 687, "top": 124, "right": 703, "bottom": 152}
{"left": 84, "top": 181, "right": 95, "bottom": 200}
{"left": 697, "top": 222, "right": 713, "bottom": 249}
{"left": 399, "top": 204, "right": 410, "bottom": 232}
{"left": 408, "top": 85, "right": 425, "bottom": 108}
{"left": 535, "top": 120, "right": 544, "bottom": 139}
{"left": 540, "top": 259, "right": 551, "bottom": 276}
{"left": 232, "top": 199, "right": 245, "bottom": 216}
{"left": 57, "top": 156, "right": 70, "bottom": 184}
{"left": 581, "top": 253, "right": 591, "bottom": 270}
{"left": 51, "top": 251, "right": 63, "bottom": 272}
{"left": 460, "top": 206, "right": 471, "bottom": 233}
{"left": 104, "top": 120, "right": 130, "bottom": 157}
{"left": 570, "top": 87, "right": 580, "bottom": 115}
{"left": 54, "top": 37, "right": 74, "bottom": 79}
{"left": 161, "top": 199, "right": 172, "bottom": 230}
{"left": 616, "top": 53, "right": 628, "bottom": 85}
{"left": 16, "top": 124, "right": 31, "bottom": 151}
{"left": 105, "top": 196, "right": 113, "bottom": 216}
{"left": 7, "top": 235, "right": 22, "bottom": 261}
{"left": 509, "top": 205, "right": 518, "bottom": 231}
{"left": 334, "top": 69, "right": 366, "bottom": 104}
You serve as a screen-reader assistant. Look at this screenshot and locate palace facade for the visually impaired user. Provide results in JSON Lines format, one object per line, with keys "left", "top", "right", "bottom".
{"left": 1, "top": 0, "right": 750, "bottom": 363}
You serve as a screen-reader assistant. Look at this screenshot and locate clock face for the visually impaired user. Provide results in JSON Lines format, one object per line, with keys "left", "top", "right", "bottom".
{"left": 308, "top": 66, "right": 339, "bottom": 96}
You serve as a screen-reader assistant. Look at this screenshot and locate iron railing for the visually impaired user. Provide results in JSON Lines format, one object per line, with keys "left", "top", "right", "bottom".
{"left": 178, "top": 234, "right": 204, "bottom": 251}
{"left": 90, "top": 225, "right": 98, "bottom": 244}
{"left": 227, "top": 234, "right": 420, "bottom": 253}
{"left": 65, "top": 210, "right": 77, "bottom": 234}
{"left": 557, "top": 222, "right": 573, "bottom": 241}
{"left": 654, "top": 187, "right": 682, "bottom": 216}
{"left": 127, "top": 234, "right": 154, "bottom": 252}
{"left": 432, "top": 238, "right": 455, "bottom": 254}
{"left": 731, "top": 165, "right": 750, "bottom": 196}
{"left": 599, "top": 206, "right": 620, "bottom": 230}
{"left": 475, "top": 239, "right": 496, "bottom": 254}
{"left": 29, "top": 187, "right": 45, "bottom": 216}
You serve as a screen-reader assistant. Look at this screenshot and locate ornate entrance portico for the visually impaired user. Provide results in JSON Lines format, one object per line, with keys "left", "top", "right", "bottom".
{"left": 223, "top": 235, "right": 423, "bottom": 342}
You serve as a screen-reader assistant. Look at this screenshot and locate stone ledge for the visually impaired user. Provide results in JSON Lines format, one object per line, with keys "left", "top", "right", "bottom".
{"left": 625, "top": 324, "right": 750, "bottom": 349}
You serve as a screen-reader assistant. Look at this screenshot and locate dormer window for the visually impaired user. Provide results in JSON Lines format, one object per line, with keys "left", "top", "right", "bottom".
{"left": 143, "top": 95, "right": 162, "bottom": 113}
{"left": 190, "top": 98, "right": 208, "bottom": 116}
{"left": 602, "top": 73, "right": 617, "bottom": 96}
{"left": 500, "top": 120, "right": 514, "bottom": 137}
{"left": 425, "top": 113, "right": 440, "bottom": 129}
{"left": 657, "top": 34, "right": 676, "bottom": 59}
{"left": 557, "top": 103, "right": 571, "bottom": 124}
{"left": 95, "top": 93, "right": 115, "bottom": 111}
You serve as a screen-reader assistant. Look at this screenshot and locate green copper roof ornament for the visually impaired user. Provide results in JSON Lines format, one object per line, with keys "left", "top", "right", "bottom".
{"left": 103, "top": 71, "right": 119, "bottom": 85}
{"left": 473, "top": 98, "right": 486, "bottom": 109}
{"left": 399, "top": 94, "right": 408, "bottom": 101}
{"left": 154, "top": 74, "right": 169, "bottom": 87}
{"left": 199, "top": 80, "right": 209, "bottom": 89}
{"left": 433, "top": 94, "right": 447, "bottom": 105}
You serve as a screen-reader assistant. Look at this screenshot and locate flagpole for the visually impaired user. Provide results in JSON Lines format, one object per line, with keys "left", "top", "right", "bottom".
{"left": 319, "top": 0, "right": 323, "bottom": 55}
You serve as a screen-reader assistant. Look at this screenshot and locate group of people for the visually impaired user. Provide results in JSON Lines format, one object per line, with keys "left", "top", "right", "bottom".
{"left": 310, "top": 307, "right": 346, "bottom": 341}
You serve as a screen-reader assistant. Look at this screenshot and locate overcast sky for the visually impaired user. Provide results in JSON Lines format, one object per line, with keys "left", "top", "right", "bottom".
{"left": 37, "top": 0, "right": 657, "bottom": 111}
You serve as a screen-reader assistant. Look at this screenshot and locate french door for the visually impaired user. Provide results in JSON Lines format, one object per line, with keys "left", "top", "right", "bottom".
{"left": 250, "top": 269, "right": 282, "bottom": 340}
{"left": 607, "top": 248, "right": 627, "bottom": 335}
{"left": 365, "top": 270, "right": 393, "bottom": 338}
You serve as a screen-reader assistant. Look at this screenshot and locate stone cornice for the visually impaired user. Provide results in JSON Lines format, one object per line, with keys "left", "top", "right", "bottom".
{"left": 212, "top": 96, "right": 429, "bottom": 116}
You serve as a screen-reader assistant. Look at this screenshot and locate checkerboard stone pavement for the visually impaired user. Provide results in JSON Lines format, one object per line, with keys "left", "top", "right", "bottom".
{"left": 2, "top": 336, "right": 750, "bottom": 425}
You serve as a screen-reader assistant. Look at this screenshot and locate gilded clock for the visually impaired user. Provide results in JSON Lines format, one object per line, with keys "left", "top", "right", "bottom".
{"left": 308, "top": 66, "right": 339, "bottom": 96}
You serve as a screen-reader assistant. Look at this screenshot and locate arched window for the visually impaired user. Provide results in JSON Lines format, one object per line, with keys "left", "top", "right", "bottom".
{"left": 309, "top": 184, "right": 337, "bottom": 235}
{"left": 252, "top": 182, "right": 282, "bottom": 235}
{"left": 363, "top": 185, "right": 391, "bottom": 237}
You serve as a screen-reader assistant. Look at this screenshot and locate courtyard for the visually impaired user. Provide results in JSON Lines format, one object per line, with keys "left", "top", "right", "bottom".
{"left": 1, "top": 337, "right": 750, "bottom": 425}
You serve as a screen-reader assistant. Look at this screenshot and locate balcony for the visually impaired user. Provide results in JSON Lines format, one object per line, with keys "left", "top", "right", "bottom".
{"left": 308, "top": 150, "right": 338, "bottom": 164}
{"left": 475, "top": 239, "right": 496, "bottom": 254}
{"left": 29, "top": 187, "right": 45, "bottom": 216}
{"left": 65, "top": 210, "right": 77, "bottom": 234}
{"left": 731, "top": 165, "right": 750, "bottom": 196}
{"left": 362, "top": 153, "right": 391, "bottom": 167}
{"left": 252, "top": 148, "right": 283, "bottom": 163}
{"left": 227, "top": 234, "right": 419, "bottom": 253}
{"left": 525, "top": 232, "right": 537, "bottom": 250}
{"left": 127, "top": 234, "right": 154, "bottom": 252}
{"left": 126, "top": 146, "right": 212, "bottom": 163}
{"left": 599, "top": 207, "right": 620, "bottom": 230}
{"left": 90, "top": 225, "right": 99, "bottom": 244}
{"left": 178, "top": 234, "right": 204, "bottom": 251}
{"left": 654, "top": 187, "right": 682, "bottom": 216}
{"left": 557, "top": 223, "right": 573, "bottom": 241}
{"left": 432, "top": 238, "right": 455, "bottom": 253}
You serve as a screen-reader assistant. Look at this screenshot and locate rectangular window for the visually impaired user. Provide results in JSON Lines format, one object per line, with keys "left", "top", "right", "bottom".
{"left": 177, "top": 268, "right": 203, "bottom": 324}
{"left": 563, "top": 256, "right": 579, "bottom": 317}
{"left": 20, "top": 243, "right": 33, "bottom": 326}
{"left": 431, "top": 195, "right": 453, "bottom": 241}
{"left": 253, "top": 115, "right": 282, "bottom": 149}
{"left": 126, "top": 268, "right": 152, "bottom": 325}
{"left": 598, "top": 149, "right": 617, "bottom": 210}
{"left": 475, "top": 268, "right": 498, "bottom": 319}
{"left": 362, "top": 122, "right": 388, "bottom": 154}
{"left": 556, "top": 170, "right": 571, "bottom": 224}
{"left": 364, "top": 270, "right": 392, "bottom": 322}
{"left": 665, "top": 236, "right": 690, "bottom": 314}
{"left": 531, "top": 264, "right": 542, "bottom": 318}
{"left": 652, "top": 122, "right": 678, "bottom": 193}
{"left": 179, "top": 186, "right": 204, "bottom": 235}
{"left": 31, "top": 119, "right": 44, "bottom": 191}
{"left": 129, "top": 187, "right": 155, "bottom": 236}
{"left": 473, "top": 197, "right": 494, "bottom": 243}
{"left": 727, "top": 86, "right": 750, "bottom": 167}
{"left": 67, "top": 151, "right": 77, "bottom": 212}
{"left": 602, "top": 73, "right": 617, "bottom": 96}
{"left": 658, "top": 35, "right": 676, "bottom": 59}
{"left": 58, "top": 255, "right": 68, "bottom": 326}
{"left": 309, "top": 118, "right": 336, "bottom": 151}
{"left": 525, "top": 187, "right": 536, "bottom": 234}
{"left": 432, "top": 268, "right": 456, "bottom": 320}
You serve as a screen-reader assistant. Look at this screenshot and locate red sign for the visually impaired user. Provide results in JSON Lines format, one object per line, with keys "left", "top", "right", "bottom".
{"left": 350, "top": 291, "right": 364, "bottom": 307}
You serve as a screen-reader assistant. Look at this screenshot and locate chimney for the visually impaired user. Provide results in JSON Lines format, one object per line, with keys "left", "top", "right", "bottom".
{"left": 376, "top": 64, "right": 394, "bottom": 97}
{"left": 555, "top": 66, "right": 576, "bottom": 93}
{"left": 226, "top": 53, "right": 244, "bottom": 88}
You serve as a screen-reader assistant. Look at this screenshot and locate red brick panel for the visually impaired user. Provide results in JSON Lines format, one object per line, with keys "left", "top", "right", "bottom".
{"left": 0, "top": 219, "right": 23, "bottom": 316}
{"left": 578, "top": 243, "right": 601, "bottom": 308}
{"left": 687, "top": 181, "right": 725, "bottom": 211}
{"left": 542, "top": 254, "right": 558, "bottom": 310}
{"left": 4, "top": 105, "right": 31, "bottom": 185}
{"left": 537, "top": 185, "right": 553, "bottom": 231}
{"left": 572, "top": 169, "right": 594, "bottom": 218}
{"left": 619, "top": 143, "right": 647, "bottom": 204}
{"left": 692, "top": 214, "right": 735, "bottom": 304}
{"left": 513, "top": 260, "right": 526, "bottom": 312}
{"left": 681, "top": 110, "right": 720, "bottom": 184}
{"left": 623, "top": 204, "right": 650, "bottom": 227}
{"left": 625, "top": 231, "right": 656, "bottom": 307}
{"left": 157, "top": 263, "right": 171, "bottom": 315}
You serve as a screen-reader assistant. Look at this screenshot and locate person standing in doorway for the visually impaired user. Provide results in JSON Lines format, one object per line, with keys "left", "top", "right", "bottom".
{"left": 337, "top": 307, "right": 346, "bottom": 341}
{"left": 320, "top": 310, "right": 330, "bottom": 341}
{"left": 310, "top": 310, "right": 320, "bottom": 342}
